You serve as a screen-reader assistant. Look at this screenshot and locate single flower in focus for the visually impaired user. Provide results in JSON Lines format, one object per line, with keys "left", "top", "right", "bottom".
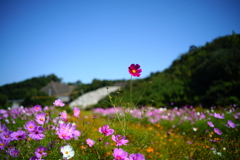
{"left": 112, "top": 148, "right": 128, "bottom": 160}
{"left": 60, "top": 145, "right": 75, "bottom": 160}
{"left": 128, "top": 64, "right": 142, "bottom": 77}
{"left": 53, "top": 99, "right": 65, "bottom": 107}
{"left": 86, "top": 138, "right": 95, "bottom": 147}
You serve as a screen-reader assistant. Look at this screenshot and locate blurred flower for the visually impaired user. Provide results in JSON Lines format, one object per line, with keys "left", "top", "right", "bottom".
{"left": 207, "top": 121, "right": 214, "bottom": 127}
{"left": 227, "top": 120, "right": 236, "bottom": 128}
{"left": 0, "top": 109, "right": 8, "bottom": 119}
{"left": 0, "top": 139, "right": 8, "bottom": 150}
{"left": 53, "top": 99, "right": 65, "bottom": 107}
{"left": 35, "top": 113, "right": 46, "bottom": 125}
{"left": 60, "top": 145, "right": 75, "bottom": 160}
{"left": 128, "top": 64, "right": 142, "bottom": 77}
{"left": 7, "top": 147, "right": 19, "bottom": 157}
{"left": 73, "top": 107, "right": 80, "bottom": 117}
{"left": 213, "top": 113, "right": 224, "bottom": 119}
{"left": 24, "top": 121, "right": 37, "bottom": 132}
{"left": 86, "top": 138, "right": 95, "bottom": 147}
{"left": 29, "top": 126, "right": 45, "bottom": 141}
{"left": 214, "top": 128, "right": 222, "bottom": 135}
{"left": 112, "top": 135, "right": 129, "bottom": 146}
{"left": 60, "top": 112, "right": 68, "bottom": 120}
{"left": 129, "top": 153, "right": 145, "bottom": 160}
{"left": 10, "top": 130, "right": 27, "bottom": 140}
{"left": 99, "top": 125, "right": 114, "bottom": 136}
{"left": 192, "top": 127, "right": 198, "bottom": 132}
{"left": 33, "top": 105, "right": 42, "bottom": 112}
{"left": 35, "top": 146, "right": 47, "bottom": 158}
{"left": 112, "top": 148, "right": 128, "bottom": 160}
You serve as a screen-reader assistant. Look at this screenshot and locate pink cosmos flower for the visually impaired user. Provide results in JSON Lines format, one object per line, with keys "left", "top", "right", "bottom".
{"left": 33, "top": 105, "right": 42, "bottom": 112}
{"left": 10, "top": 130, "right": 27, "bottom": 140}
{"left": 129, "top": 153, "right": 145, "bottom": 160}
{"left": 53, "top": 99, "right": 65, "bottom": 107}
{"left": 112, "top": 148, "right": 129, "bottom": 160}
{"left": 0, "top": 139, "right": 8, "bottom": 150}
{"left": 112, "top": 135, "right": 129, "bottom": 146}
{"left": 60, "top": 112, "right": 68, "bottom": 120}
{"left": 128, "top": 64, "right": 142, "bottom": 77}
{"left": 214, "top": 128, "right": 222, "bottom": 135}
{"left": 35, "top": 113, "right": 46, "bottom": 125}
{"left": 29, "top": 126, "right": 45, "bottom": 141}
{"left": 207, "top": 121, "right": 214, "bottom": 127}
{"left": 227, "top": 120, "right": 236, "bottom": 128}
{"left": 35, "top": 146, "right": 47, "bottom": 158}
{"left": 99, "top": 125, "right": 114, "bottom": 136}
{"left": 7, "top": 147, "right": 19, "bottom": 157}
{"left": 73, "top": 107, "right": 80, "bottom": 117}
{"left": 213, "top": 113, "right": 224, "bottom": 119}
{"left": 86, "top": 138, "right": 95, "bottom": 147}
{"left": 24, "top": 121, "right": 37, "bottom": 132}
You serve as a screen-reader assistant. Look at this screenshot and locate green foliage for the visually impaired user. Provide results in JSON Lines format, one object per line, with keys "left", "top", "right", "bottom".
{"left": 0, "top": 74, "right": 61, "bottom": 107}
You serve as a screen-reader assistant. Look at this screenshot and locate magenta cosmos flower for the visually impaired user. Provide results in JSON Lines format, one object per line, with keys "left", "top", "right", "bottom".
{"left": 10, "top": 130, "right": 27, "bottom": 140}
{"left": 214, "top": 128, "right": 222, "bottom": 135}
{"left": 99, "top": 125, "right": 114, "bottom": 136}
{"left": 227, "top": 120, "right": 236, "bottom": 128}
{"left": 24, "top": 120, "right": 37, "bottom": 132}
{"left": 35, "top": 113, "right": 46, "bottom": 125}
{"left": 86, "top": 138, "right": 95, "bottom": 147}
{"left": 73, "top": 107, "right": 80, "bottom": 117}
{"left": 33, "top": 105, "right": 42, "bottom": 112}
{"left": 35, "top": 146, "right": 47, "bottom": 158}
{"left": 112, "top": 135, "right": 129, "bottom": 146}
{"left": 112, "top": 148, "right": 128, "bottom": 160}
{"left": 207, "top": 121, "right": 214, "bottom": 127}
{"left": 29, "top": 126, "right": 45, "bottom": 140}
{"left": 128, "top": 64, "right": 142, "bottom": 77}
{"left": 53, "top": 99, "right": 65, "bottom": 107}
{"left": 129, "top": 153, "right": 145, "bottom": 160}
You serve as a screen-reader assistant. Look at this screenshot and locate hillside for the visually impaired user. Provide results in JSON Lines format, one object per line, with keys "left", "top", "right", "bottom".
{"left": 95, "top": 32, "right": 240, "bottom": 108}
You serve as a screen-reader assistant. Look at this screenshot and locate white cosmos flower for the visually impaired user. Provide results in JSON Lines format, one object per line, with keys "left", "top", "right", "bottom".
{"left": 61, "top": 145, "right": 75, "bottom": 159}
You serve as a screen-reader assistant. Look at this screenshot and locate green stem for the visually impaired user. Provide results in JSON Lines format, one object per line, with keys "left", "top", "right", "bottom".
{"left": 130, "top": 75, "right": 132, "bottom": 105}
{"left": 135, "top": 82, "right": 149, "bottom": 107}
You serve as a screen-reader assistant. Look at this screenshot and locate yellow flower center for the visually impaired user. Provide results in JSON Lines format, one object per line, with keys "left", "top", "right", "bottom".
{"left": 30, "top": 126, "right": 33, "bottom": 129}
{"left": 40, "top": 118, "right": 43, "bottom": 121}
{"left": 132, "top": 69, "right": 136, "bottom": 73}
{"left": 39, "top": 151, "right": 43, "bottom": 154}
{"left": 65, "top": 151, "right": 69, "bottom": 154}
{"left": 5, "top": 135, "right": 9, "bottom": 138}
{"left": 0, "top": 143, "right": 4, "bottom": 146}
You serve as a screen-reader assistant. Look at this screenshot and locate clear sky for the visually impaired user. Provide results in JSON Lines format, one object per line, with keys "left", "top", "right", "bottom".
{"left": 0, "top": 0, "right": 239, "bottom": 86}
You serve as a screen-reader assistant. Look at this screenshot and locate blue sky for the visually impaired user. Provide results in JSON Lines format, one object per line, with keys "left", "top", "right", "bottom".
{"left": 0, "top": 0, "right": 239, "bottom": 86}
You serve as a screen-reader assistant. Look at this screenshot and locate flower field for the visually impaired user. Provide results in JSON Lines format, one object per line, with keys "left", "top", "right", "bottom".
{"left": 0, "top": 64, "right": 239, "bottom": 159}
{"left": 0, "top": 101, "right": 239, "bottom": 159}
